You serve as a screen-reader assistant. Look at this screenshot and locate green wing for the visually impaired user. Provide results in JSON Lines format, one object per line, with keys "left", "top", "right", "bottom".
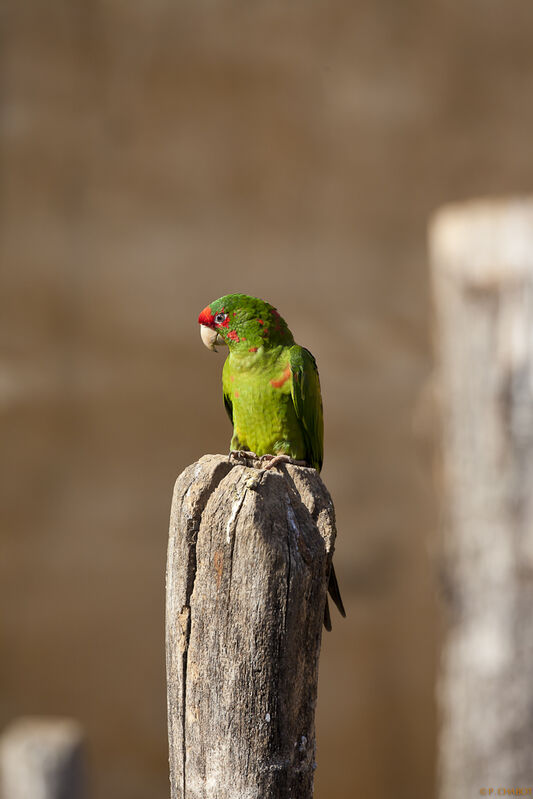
{"left": 289, "top": 346, "right": 324, "bottom": 472}
{"left": 222, "top": 356, "right": 234, "bottom": 426}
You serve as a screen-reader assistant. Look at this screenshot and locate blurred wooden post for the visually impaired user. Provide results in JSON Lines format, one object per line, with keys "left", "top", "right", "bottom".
{"left": 0, "top": 717, "right": 86, "bottom": 799}
{"left": 165, "top": 454, "right": 336, "bottom": 799}
{"left": 430, "top": 197, "right": 533, "bottom": 798}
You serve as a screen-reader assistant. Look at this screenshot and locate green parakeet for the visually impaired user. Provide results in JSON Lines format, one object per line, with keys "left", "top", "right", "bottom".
{"left": 198, "top": 292, "right": 345, "bottom": 630}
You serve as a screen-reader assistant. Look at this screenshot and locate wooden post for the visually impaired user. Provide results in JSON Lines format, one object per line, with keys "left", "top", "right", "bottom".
{"left": 429, "top": 197, "right": 533, "bottom": 798}
{"left": 166, "top": 454, "right": 336, "bottom": 799}
{"left": 0, "top": 717, "right": 86, "bottom": 799}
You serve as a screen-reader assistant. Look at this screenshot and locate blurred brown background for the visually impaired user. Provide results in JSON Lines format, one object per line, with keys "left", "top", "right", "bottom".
{"left": 2, "top": 1, "right": 533, "bottom": 798}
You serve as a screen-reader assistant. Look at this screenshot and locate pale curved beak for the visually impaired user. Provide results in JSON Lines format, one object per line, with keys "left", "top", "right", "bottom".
{"left": 200, "top": 324, "right": 226, "bottom": 352}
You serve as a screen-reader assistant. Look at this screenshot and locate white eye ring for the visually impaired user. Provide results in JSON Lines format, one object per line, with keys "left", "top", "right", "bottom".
{"left": 214, "top": 313, "right": 227, "bottom": 324}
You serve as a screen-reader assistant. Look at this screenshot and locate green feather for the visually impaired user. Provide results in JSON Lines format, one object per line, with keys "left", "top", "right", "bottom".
{"left": 288, "top": 345, "right": 323, "bottom": 472}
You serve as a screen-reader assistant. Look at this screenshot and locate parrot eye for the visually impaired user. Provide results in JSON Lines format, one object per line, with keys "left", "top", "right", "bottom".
{"left": 214, "top": 313, "right": 227, "bottom": 325}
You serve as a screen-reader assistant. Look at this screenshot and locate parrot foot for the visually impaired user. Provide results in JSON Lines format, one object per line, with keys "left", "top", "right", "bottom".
{"left": 259, "top": 454, "right": 307, "bottom": 471}
{"left": 229, "top": 449, "right": 258, "bottom": 464}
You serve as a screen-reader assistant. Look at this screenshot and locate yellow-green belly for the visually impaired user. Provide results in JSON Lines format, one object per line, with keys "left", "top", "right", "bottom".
{"left": 230, "top": 378, "right": 306, "bottom": 459}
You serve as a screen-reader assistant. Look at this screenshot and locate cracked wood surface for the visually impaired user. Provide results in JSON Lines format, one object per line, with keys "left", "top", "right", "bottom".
{"left": 166, "top": 454, "right": 336, "bottom": 799}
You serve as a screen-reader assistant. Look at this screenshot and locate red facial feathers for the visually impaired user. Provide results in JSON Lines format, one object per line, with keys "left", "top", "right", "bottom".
{"left": 198, "top": 306, "right": 214, "bottom": 326}
{"left": 198, "top": 306, "right": 230, "bottom": 328}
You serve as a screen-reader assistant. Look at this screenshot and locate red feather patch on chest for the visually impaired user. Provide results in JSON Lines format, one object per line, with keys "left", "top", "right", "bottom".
{"left": 228, "top": 330, "right": 240, "bottom": 342}
{"left": 270, "top": 364, "right": 291, "bottom": 389}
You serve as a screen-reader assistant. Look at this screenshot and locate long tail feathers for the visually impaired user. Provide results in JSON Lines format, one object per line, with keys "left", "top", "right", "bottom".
{"left": 324, "top": 597, "right": 332, "bottom": 632}
{"left": 324, "top": 561, "right": 346, "bottom": 631}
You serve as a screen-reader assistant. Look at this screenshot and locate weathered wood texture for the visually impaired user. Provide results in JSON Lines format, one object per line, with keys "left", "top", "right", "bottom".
{"left": 0, "top": 717, "right": 86, "bottom": 799}
{"left": 430, "top": 198, "right": 533, "bottom": 798}
{"left": 166, "top": 454, "right": 336, "bottom": 799}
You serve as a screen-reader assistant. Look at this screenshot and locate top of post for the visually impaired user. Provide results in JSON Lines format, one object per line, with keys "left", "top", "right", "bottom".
{"left": 429, "top": 196, "right": 533, "bottom": 288}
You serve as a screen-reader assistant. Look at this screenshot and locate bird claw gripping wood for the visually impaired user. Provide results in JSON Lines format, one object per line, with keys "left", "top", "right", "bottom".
{"left": 228, "top": 450, "right": 258, "bottom": 465}
{"left": 229, "top": 450, "right": 307, "bottom": 472}
{"left": 259, "top": 454, "right": 308, "bottom": 471}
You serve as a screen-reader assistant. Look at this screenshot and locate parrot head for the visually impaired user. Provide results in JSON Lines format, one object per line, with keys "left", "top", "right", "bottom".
{"left": 198, "top": 293, "right": 294, "bottom": 352}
